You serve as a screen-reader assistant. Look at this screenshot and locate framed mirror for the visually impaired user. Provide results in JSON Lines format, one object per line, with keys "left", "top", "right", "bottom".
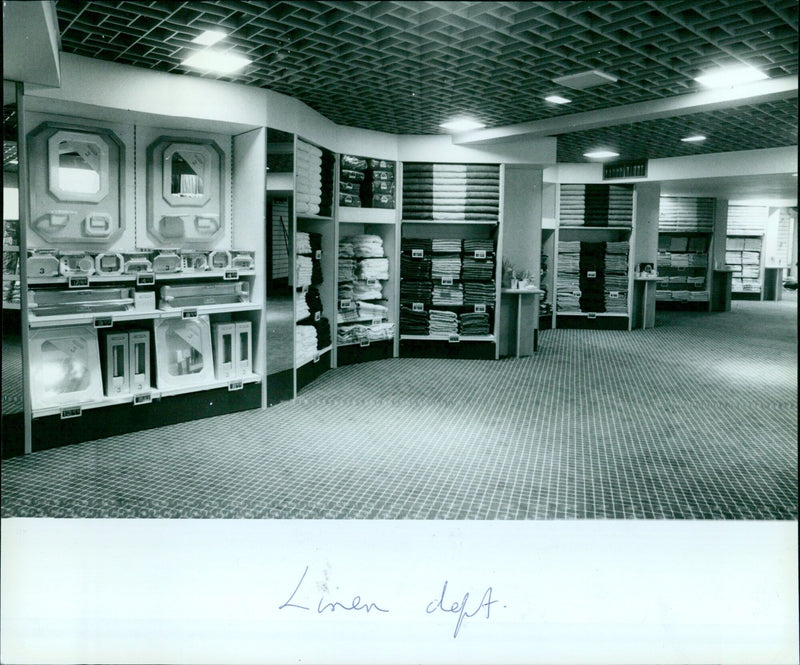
{"left": 47, "top": 129, "right": 110, "bottom": 203}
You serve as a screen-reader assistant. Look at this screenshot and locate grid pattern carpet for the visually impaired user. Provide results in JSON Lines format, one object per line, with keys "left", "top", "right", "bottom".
{"left": 1, "top": 298, "right": 796, "bottom": 520}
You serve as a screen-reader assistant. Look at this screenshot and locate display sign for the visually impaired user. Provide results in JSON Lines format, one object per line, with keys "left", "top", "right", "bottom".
{"left": 448, "top": 334, "right": 460, "bottom": 343}
{"left": 475, "top": 304, "right": 486, "bottom": 313}
{"left": 93, "top": 316, "right": 113, "bottom": 329}
{"left": 68, "top": 275, "right": 90, "bottom": 289}
{"left": 228, "top": 380, "right": 243, "bottom": 391}
{"left": 136, "top": 273, "right": 155, "bottom": 287}
{"left": 340, "top": 299, "right": 352, "bottom": 310}
{"left": 133, "top": 393, "right": 152, "bottom": 406}
{"left": 474, "top": 250, "right": 487, "bottom": 259}
{"left": 411, "top": 249, "right": 424, "bottom": 258}
{"left": 609, "top": 291, "right": 620, "bottom": 298}
{"left": 587, "top": 271, "right": 596, "bottom": 278}
{"left": 182, "top": 308, "right": 198, "bottom": 319}
{"left": 60, "top": 406, "right": 82, "bottom": 419}
{"left": 442, "top": 277, "right": 453, "bottom": 286}
{"left": 366, "top": 279, "right": 378, "bottom": 286}
{"left": 223, "top": 269, "right": 239, "bottom": 281}
{"left": 587, "top": 313, "right": 597, "bottom": 319}
{"left": 412, "top": 302, "right": 424, "bottom": 312}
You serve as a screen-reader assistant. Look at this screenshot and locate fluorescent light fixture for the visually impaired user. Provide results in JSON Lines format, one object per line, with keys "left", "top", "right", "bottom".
{"left": 694, "top": 65, "right": 768, "bottom": 88}
{"left": 544, "top": 94, "right": 571, "bottom": 104}
{"left": 182, "top": 49, "right": 251, "bottom": 74}
{"left": 440, "top": 118, "right": 486, "bottom": 132}
{"left": 681, "top": 135, "right": 707, "bottom": 142}
{"left": 191, "top": 30, "right": 227, "bottom": 46}
{"left": 583, "top": 150, "right": 619, "bottom": 159}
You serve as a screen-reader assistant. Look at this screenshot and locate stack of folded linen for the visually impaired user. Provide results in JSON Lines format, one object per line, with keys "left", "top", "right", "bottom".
{"left": 429, "top": 309, "right": 458, "bottom": 336}
{"left": 295, "top": 325, "right": 318, "bottom": 366}
{"left": 357, "top": 258, "right": 390, "bottom": 281}
{"left": 296, "top": 141, "right": 323, "bottom": 216}
{"left": 400, "top": 305, "right": 429, "bottom": 335}
{"left": 459, "top": 311, "right": 490, "bottom": 336}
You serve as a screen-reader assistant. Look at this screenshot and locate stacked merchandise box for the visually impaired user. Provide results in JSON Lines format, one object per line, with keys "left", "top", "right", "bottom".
{"left": 337, "top": 234, "right": 394, "bottom": 348}
{"left": 339, "top": 155, "right": 396, "bottom": 209}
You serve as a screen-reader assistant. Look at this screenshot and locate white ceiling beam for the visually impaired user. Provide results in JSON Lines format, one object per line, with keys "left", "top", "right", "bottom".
{"left": 452, "top": 76, "right": 799, "bottom": 146}
{"left": 2, "top": 0, "right": 61, "bottom": 87}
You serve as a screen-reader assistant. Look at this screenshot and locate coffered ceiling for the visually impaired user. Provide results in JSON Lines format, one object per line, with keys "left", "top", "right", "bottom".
{"left": 28, "top": 0, "right": 800, "bottom": 175}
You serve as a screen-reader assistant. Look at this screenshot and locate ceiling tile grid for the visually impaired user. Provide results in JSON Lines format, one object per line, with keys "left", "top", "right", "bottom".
{"left": 53, "top": 0, "right": 799, "bottom": 160}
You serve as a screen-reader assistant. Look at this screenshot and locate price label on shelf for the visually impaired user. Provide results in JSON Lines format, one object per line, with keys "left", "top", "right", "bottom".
{"left": 587, "top": 270, "right": 596, "bottom": 278}
{"left": 340, "top": 299, "right": 352, "bottom": 310}
{"left": 360, "top": 337, "right": 370, "bottom": 348}
{"left": 314, "top": 311, "right": 321, "bottom": 322}
{"left": 315, "top": 250, "right": 322, "bottom": 260}
{"left": 474, "top": 250, "right": 487, "bottom": 259}
{"left": 228, "top": 380, "right": 244, "bottom": 391}
{"left": 366, "top": 278, "right": 378, "bottom": 286}
{"left": 136, "top": 273, "right": 155, "bottom": 287}
{"left": 411, "top": 249, "right": 424, "bottom": 258}
{"left": 412, "top": 302, "right": 425, "bottom": 312}
{"left": 68, "top": 275, "right": 90, "bottom": 289}
{"left": 442, "top": 276, "right": 454, "bottom": 286}
{"left": 301, "top": 285, "right": 309, "bottom": 294}
{"left": 93, "top": 316, "right": 113, "bottom": 329}
{"left": 474, "top": 304, "right": 486, "bottom": 313}
{"left": 371, "top": 318, "right": 382, "bottom": 326}
{"left": 448, "top": 334, "right": 460, "bottom": 343}
{"left": 182, "top": 308, "right": 198, "bottom": 319}
{"left": 587, "top": 312, "right": 597, "bottom": 319}
{"left": 60, "top": 406, "right": 82, "bottom": 419}
{"left": 133, "top": 393, "right": 152, "bottom": 406}
{"left": 313, "top": 353, "right": 321, "bottom": 364}
{"left": 223, "top": 269, "right": 239, "bottom": 281}
{"left": 572, "top": 290, "right": 582, "bottom": 297}
{"left": 609, "top": 291, "right": 620, "bottom": 298}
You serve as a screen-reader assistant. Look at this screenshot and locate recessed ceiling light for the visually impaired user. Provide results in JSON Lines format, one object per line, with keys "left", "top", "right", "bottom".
{"left": 694, "top": 65, "right": 768, "bottom": 89}
{"left": 544, "top": 94, "right": 571, "bottom": 104}
{"left": 583, "top": 150, "right": 619, "bottom": 160}
{"left": 182, "top": 50, "right": 251, "bottom": 74}
{"left": 191, "top": 30, "right": 227, "bottom": 46}
{"left": 440, "top": 118, "right": 486, "bottom": 132}
{"left": 681, "top": 135, "right": 707, "bottom": 142}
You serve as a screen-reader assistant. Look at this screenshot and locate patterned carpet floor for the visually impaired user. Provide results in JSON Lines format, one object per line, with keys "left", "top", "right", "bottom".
{"left": 1, "top": 298, "right": 796, "bottom": 519}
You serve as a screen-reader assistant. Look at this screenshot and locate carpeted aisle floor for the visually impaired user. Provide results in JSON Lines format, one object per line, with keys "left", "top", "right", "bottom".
{"left": 1, "top": 298, "right": 796, "bottom": 519}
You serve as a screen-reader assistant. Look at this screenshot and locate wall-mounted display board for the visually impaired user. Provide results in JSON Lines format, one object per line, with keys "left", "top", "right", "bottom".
{"left": 554, "top": 184, "right": 634, "bottom": 330}
{"left": 655, "top": 196, "right": 715, "bottom": 310}
{"left": 399, "top": 162, "right": 503, "bottom": 359}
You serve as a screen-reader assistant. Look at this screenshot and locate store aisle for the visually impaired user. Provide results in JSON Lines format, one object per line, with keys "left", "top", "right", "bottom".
{"left": 1, "top": 299, "right": 796, "bottom": 520}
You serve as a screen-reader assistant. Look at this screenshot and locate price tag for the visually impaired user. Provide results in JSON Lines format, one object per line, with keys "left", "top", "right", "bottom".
{"left": 315, "top": 250, "right": 322, "bottom": 260}
{"left": 93, "top": 316, "right": 113, "bottom": 329}
{"left": 228, "top": 380, "right": 243, "bottom": 391}
{"left": 136, "top": 273, "right": 155, "bottom": 286}
{"left": 587, "top": 312, "right": 597, "bottom": 319}
{"left": 609, "top": 291, "right": 620, "bottom": 298}
{"left": 474, "top": 304, "right": 486, "bottom": 313}
{"left": 223, "top": 269, "right": 239, "bottom": 281}
{"left": 411, "top": 249, "right": 424, "bottom": 258}
{"left": 474, "top": 250, "right": 487, "bottom": 259}
{"left": 340, "top": 299, "right": 352, "bottom": 310}
{"left": 366, "top": 278, "right": 378, "bottom": 286}
{"left": 572, "top": 290, "right": 581, "bottom": 297}
{"left": 448, "top": 334, "right": 460, "bottom": 343}
{"left": 412, "top": 302, "right": 424, "bottom": 312}
{"left": 182, "top": 308, "right": 198, "bottom": 319}
{"left": 68, "top": 275, "right": 90, "bottom": 289}
{"left": 313, "top": 353, "right": 320, "bottom": 364}
{"left": 371, "top": 318, "right": 382, "bottom": 326}
{"left": 314, "top": 311, "right": 321, "bottom": 322}
{"left": 442, "top": 276, "right": 454, "bottom": 286}
{"left": 301, "top": 285, "right": 309, "bottom": 293}
{"left": 133, "top": 393, "right": 152, "bottom": 406}
{"left": 360, "top": 338, "right": 370, "bottom": 347}
{"left": 587, "top": 270, "right": 596, "bottom": 278}
{"left": 60, "top": 406, "right": 82, "bottom": 419}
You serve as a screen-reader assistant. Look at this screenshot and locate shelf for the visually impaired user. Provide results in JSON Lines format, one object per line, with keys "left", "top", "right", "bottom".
{"left": 28, "top": 302, "right": 262, "bottom": 328}
{"left": 2, "top": 302, "right": 21, "bottom": 310}
{"left": 3, "top": 274, "right": 20, "bottom": 282}
{"left": 337, "top": 336, "right": 395, "bottom": 348}
{"left": 559, "top": 225, "right": 633, "bottom": 231}
{"left": 296, "top": 345, "right": 332, "bottom": 369}
{"left": 297, "top": 214, "right": 334, "bottom": 222}
{"left": 266, "top": 173, "right": 293, "bottom": 191}
{"left": 31, "top": 373, "right": 262, "bottom": 419}
{"left": 339, "top": 207, "right": 396, "bottom": 225}
{"left": 27, "top": 270, "right": 256, "bottom": 286}
{"left": 400, "top": 334, "right": 495, "bottom": 342}
{"left": 402, "top": 219, "right": 498, "bottom": 225}
{"left": 4, "top": 245, "right": 20, "bottom": 251}
{"left": 337, "top": 316, "right": 389, "bottom": 324}
{"left": 556, "top": 312, "right": 629, "bottom": 318}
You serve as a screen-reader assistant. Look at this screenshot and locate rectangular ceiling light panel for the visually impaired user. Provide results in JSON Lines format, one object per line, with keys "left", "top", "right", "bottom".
{"left": 552, "top": 70, "right": 618, "bottom": 90}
